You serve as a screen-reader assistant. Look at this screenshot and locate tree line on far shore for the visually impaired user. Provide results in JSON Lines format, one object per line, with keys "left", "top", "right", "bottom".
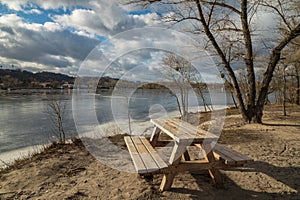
{"left": 0, "top": 68, "right": 74, "bottom": 90}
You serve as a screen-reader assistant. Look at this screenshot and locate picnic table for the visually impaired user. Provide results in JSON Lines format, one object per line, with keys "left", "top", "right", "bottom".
{"left": 124, "top": 118, "right": 253, "bottom": 191}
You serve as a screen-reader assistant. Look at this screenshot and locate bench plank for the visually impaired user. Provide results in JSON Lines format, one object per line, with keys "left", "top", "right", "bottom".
{"left": 131, "top": 137, "right": 159, "bottom": 172}
{"left": 213, "top": 143, "right": 253, "bottom": 165}
{"left": 125, "top": 136, "right": 168, "bottom": 174}
{"left": 139, "top": 137, "right": 168, "bottom": 169}
{"left": 124, "top": 136, "right": 148, "bottom": 173}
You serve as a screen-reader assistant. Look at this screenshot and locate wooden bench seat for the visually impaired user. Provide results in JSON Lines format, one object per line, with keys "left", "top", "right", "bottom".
{"left": 212, "top": 143, "right": 254, "bottom": 166}
{"left": 124, "top": 136, "right": 168, "bottom": 174}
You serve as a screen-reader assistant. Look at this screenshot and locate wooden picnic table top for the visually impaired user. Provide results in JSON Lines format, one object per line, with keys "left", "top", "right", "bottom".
{"left": 150, "top": 118, "right": 218, "bottom": 143}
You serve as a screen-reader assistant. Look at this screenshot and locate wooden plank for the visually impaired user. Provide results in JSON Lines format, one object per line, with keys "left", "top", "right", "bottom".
{"left": 196, "top": 143, "right": 253, "bottom": 165}
{"left": 166, "top": 121, "right": 192, "bottom": 140}
{"left": 170, "top": 118, "right": 218, "bottom": 141}
{"left": 167, "top": 119, "right": 207, "bottom": 143}
{"left": 169, "top": 140, "right": 190, "bottom": 165}
{"left": 214, "top": 144, "right": 242, "bottom": 163}
{"left": 167, "top": 119, "right": 196, "bottom": 138}
{"left": 213, "top": 150, "right": 236, "bottom": 164}
{"left": 213, "top": 144, "right": 253, "bottom": 165}
{"left": 201, "top": 143, "right": 223, "bottom": 187}
{"left": 215, "top": 144, "right": 253, "bottom": 162}
{"left": 140, "top": 137, "right": 168, "bottom": 169}
{"left": 171, "top": 118, "right": 217, "bottom": 138}
{"left": 124, "top": 136, "right": 147, "bottom": 173}
{"left": 131, "top": 137, "right": 159, "bottom": 172}
{"left": 176, "top": 160, "right": 225, "bottom": 172}
{"left": 160, "top": 173, "right": 175, "bottom": 191}
{"left": 151, "top": 119, "right": 193, "bottom": 142}
{"left": 150, "top": 126, "right": 161, "bottom": 147}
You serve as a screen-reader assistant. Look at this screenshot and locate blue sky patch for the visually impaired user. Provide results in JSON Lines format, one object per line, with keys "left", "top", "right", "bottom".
{"left": 0, "top": 4, "right": 13, "bottom": 16}
{"left": 0, "top": 3, "right": 91, "bottom": 24}
{"left": 127, "top": 9, "right": 152, "bottom": 15}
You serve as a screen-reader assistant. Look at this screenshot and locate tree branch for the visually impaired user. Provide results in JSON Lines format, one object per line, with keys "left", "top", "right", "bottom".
{"left": 200, "top": 0, "right": 241, "bottom": 15}
{"left": 260, "top": 1, "right": 292, "bottom": 31}
{"left": 195, "top": 0, "right": 247, "bottom": 116}
{"left": 257, "top": 23, "right": 300, "bottom": 107}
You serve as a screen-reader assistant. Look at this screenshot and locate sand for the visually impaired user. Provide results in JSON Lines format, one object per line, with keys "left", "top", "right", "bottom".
{"left": 0, "top": 104, "right": 300, "bottom": 199}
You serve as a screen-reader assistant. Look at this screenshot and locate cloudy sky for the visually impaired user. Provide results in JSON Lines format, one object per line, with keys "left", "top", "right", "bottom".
{"left": 0, "top": 1, "right": 163, "bottom": 76}
{"left": 0, "top": 0, "right": 282, "bottom": 82}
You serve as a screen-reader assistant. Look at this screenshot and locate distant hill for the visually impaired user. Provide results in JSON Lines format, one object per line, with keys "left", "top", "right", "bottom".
{"left": 0, "top": 69, "right": 74, "bottom": 83}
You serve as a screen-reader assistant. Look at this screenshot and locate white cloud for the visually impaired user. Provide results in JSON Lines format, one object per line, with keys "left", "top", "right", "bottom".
{"left": 0, "top": 0, "right": 168, "bottom": 75}
{"left": 24, "top": 8, "right": 42, "bottom": 14}
{"left": 52, "top": 4, "right": 159, "bottom": 38}
{"left": 53, "top": 8, "right": 109, "bottom": 36}
{"left": 0, "top": 14, "right": 98, "bottom": 74}
{"left": 0, "top": 0, "right": 23, "bottom": 11}
{"left": 0, "top": 0, "right": 85, "bottom": 11}
{"left": 132, "top": 13, "right": 160, "bottom": 26}
{"left": 43, "top": 22, "right": 62, "bottom": 32}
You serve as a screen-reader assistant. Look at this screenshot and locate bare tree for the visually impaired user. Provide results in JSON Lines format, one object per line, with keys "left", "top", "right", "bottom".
{"left": 162, "top": 53, "right": 191, "bottom": 120}
{"left": 193, "top": 82, "right": 213, "bottom": 112}
{"left": 283, "top": 37, "right": 300, "bottom": 105}
{"left": 124, "top": 0, "right": 300, "bottom": 123}
{"left": 46, "top": 95, "right": 66, "bottom": 143}
{"left": 162, "top": 53, "right": 213, "bottom": 117}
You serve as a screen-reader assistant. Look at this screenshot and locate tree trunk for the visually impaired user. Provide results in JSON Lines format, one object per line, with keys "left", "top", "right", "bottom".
{"left": 231, "top": 91, "right": 238, "bottom": 108}
{"left": 283, "top": 66, "right": 287, "bottom": 116}
{"left": 197, "top": 87, "right": 212, "bottom": 112}
{"left": 195, "top": 0, "right": 248, "bottom": 121}
{"left": 296, "top": 67, "right": 300, "bottom": 105}
{"left": 255, "top": 24, "right": 300, "bottom": 123}
{"left": 241, "top": 0, "right": 256, "bottom": 121}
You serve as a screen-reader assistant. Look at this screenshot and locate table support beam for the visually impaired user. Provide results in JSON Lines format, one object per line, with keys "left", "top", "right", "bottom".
{"left": 201, "top": 143, "right": 223, "bottom": 187}
{"left": 150, "top": 126, "right": 161, "bottom": 147}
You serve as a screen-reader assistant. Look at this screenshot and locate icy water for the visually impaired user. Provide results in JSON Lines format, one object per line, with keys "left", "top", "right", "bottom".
{"left": 0, "top": 88, "right": 234, "bottom": 166}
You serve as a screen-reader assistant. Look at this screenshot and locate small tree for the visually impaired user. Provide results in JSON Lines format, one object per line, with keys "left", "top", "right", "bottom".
{"left": 46, "top": 95, "right": 66, "bottom": 143}
{"left": 193, "top": 82, "right": 213, "bottom": 112}
{"left": 162, "top": 53, "right": 213, "bottom": 118}
{"left": 162, "top": 53, "right": 191, "bottom": 120}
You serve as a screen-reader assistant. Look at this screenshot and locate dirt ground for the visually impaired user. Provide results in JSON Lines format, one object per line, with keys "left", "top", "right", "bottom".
{"left": 0, "top": 104, "right": 300, "bottom": 199}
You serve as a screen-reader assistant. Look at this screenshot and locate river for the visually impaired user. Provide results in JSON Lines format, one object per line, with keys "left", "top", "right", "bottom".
{"left": 0, "top": 88, "right": 234, "bottom": 166}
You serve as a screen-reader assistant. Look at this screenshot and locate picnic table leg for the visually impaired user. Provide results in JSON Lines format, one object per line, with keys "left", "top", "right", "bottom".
{"left": 160, "top": 173, "right": 175, "bottom": 191}
{"left": 150, "top": 126, "right": 161, "bottom": 147}
{"left": 182, "top": 149, "right": 191, "bottom": 161}
{"left": 201, "top": 143, "right": 223, "bottom": 187}
{"left": 160, "top": 141, "right": 188, "bottom": 191}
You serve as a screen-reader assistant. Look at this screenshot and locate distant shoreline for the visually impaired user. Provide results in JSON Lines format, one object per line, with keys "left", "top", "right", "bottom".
{"left": 0, "top": 88, "right": 73, "bottom": 96}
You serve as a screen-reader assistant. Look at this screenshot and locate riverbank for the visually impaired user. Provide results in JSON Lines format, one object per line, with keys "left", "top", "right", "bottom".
{"left": 0, "top": 104, "right": 300, "bottom": 199}
{"left": 0, "top": 88, "right": 73, "bottom": 96}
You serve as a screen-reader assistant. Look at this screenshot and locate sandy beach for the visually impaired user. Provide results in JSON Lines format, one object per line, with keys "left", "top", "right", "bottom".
{"left": 0, "top": 104, "right": 300, "bottom": 199}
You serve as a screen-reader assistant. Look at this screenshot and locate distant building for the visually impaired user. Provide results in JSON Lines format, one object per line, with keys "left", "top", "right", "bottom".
{"left": 31, "top": 81, "right": 52, "bottom": 88}
{"left": 61, "top": 82, "right": 73, "bottom": 89}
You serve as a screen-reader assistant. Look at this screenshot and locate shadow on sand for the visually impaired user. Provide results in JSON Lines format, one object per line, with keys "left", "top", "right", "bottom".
{"left": 262, "top": 123, "right": 300, "bottom": 127}
{"left": 163, "top": 161, "right": 300, "bottom": 200}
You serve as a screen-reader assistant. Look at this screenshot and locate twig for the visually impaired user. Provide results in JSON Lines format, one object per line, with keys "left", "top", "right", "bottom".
{"left": 0, "top": 158, "right": 11, "bottom": 168}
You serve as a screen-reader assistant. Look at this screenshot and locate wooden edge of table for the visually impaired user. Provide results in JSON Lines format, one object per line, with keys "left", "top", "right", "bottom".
{"left": 150, "top": 118, "right": 219, "bottom": 142}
